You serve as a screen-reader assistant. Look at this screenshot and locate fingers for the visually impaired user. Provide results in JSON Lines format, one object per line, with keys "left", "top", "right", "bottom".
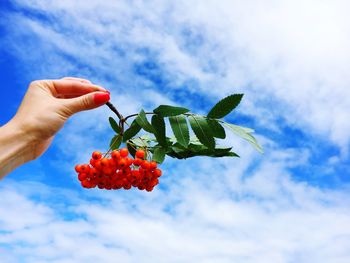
{"left": 52, "top": 79, "right": 108, "bottom": 97}
{"left": 61, "top": 91, "right": 110, "bottom": 115}
{"left": 61, "top": 77, "right": 92, "bottom": 84}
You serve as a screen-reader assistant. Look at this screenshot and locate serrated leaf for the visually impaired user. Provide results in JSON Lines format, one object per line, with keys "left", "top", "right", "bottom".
{"left": 135, "top": 109, "right": 155, "bottom": 133}
{"left": 170, "top": 144, "right": 192, "bottom": 159}
{"left": 151, "top": 114, "right": 167, "bottom": 147}
{"left": 168, "top": 143, "right": 238, "bottom": 159}
{"left": 224, "top": 123, "right": 263, "bottom": 153}
{"left": 238, "top": 126, "right": 255, "bottom": 133}
{"left": 187, "top": 144, "right": 233, "bottom": 157}
{"left": 223, "top": 152, "right": 240, "bottom": 157}
{"left": 208, "top": 119, "right": 226, "bottom": 139}
{"left": 110, "top": 135, "right": 122, "bottom": 150}
{"left": 130, "top": 137, "right": 149, "bottom": 148}
{"left": 127, "top": 142, "right": 136, "bottom": 158}
{"left": 166, "top": 150, "right": 187, "bottom": 159}
{"left": 188, "top": 115, "right": 215, "bottom": 149}
{"left": 169, "top": 115, "right": 190, "bottom": 148}
{"left": 109, "top": 117, "right": 121, "bottom": 134}
{"left": 139, "top": 135, "right": 152, "bottom": 142}
{"left": 171, "top": 143, "right": 186, "bottom": 153}
{"left": 123, "top": 120, "right": 141, "bottom": 142}
{"left": 207, "top": 94, "right": 243, "bottom": 119}
{"left": 153, "top": 105, "right": 190, "bottom": 117}
{"left": 152, "top": 146, "right": 166, "bottom": 164}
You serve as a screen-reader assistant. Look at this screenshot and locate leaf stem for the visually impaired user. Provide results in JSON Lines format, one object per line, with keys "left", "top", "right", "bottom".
{"left": 124, "top": 112, "right": 154, "bottom": 122}
{"left": 105, "top": 102, "right": 124, "bottom": 121}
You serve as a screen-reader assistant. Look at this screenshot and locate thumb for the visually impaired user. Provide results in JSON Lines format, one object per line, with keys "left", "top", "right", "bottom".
{"left": 62, "top": 91, "right": 110, "bottom": 114}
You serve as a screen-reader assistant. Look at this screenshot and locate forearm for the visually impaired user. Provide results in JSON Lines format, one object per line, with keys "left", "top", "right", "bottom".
{"left": 0, "top": 120, "right": 35, "bottom": 179}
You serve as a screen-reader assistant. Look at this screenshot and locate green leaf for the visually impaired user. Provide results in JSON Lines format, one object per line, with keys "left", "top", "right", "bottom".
{"left": 169, "top": 143, "right": 192, "bottom": 159}
{"left": 187, "top": 144, "right": 236, "bottom": 157}
{"left": 152, "top": 146, "right": 166, "bottom": 164}
{"left": 224, "top": 123, "right": 263, "bottom": 153}
{"left": 135, "top": 109, "right": 155, "bottom": 133}
{"left": 127, "top": 142, "right": 136, "bottom": 158}
{"left": 153, "top": 105, "right": 190, "bottom": 117}
{"left": 110, "top": 135, "right": 122, "bottom": 150}
{"left": 223, "top": 152, "right": 240, "bottom": 157}
{"left": 188, "top": 115, "right": 215, "bottom": 149}
{"left": 208, "top": 119, "right": 226, "bottom": 139}
{"left": 123, "top": 120, "right": 141, "bottom": 142}
{"left": 109, "top": 117, "right": 121, "bottom": 134}
{"left": 171, "top": 143, "right": 186, "bottom": 153}
{"left": 129, "top": 137, "right": 149, "bottom": 148}
{"left": 169, "top": 115, "right": 190, "bottom": 148}
{"left": 168, "top": 142, "right": 238, "bottom": 159}
{"left": 207, "top": 94, "right": 243, "bottom": 119}
{"left": 151, "top": 114, "right": 167, "bottom": 147}
{"left": 200, "top": 147, "right": 239, "bottom": 157}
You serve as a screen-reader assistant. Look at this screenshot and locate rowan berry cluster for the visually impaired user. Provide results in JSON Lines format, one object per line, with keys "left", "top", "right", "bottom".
{"left": 74, "top": 148, "right": 162, "bottom": 192}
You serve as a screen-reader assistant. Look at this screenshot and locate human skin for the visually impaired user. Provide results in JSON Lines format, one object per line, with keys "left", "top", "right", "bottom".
{"left": 0, "top": 77, "right": 110, "bottom": 179}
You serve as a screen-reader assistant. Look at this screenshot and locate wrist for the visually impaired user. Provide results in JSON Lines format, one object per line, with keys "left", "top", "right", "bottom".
{"left": 0, "top": 120, "right": 36, "bottom": 178}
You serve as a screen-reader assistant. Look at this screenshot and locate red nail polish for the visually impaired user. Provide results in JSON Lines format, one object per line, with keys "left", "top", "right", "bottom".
{"left": 93, "top": 92, "right": 110, "bottom": 105}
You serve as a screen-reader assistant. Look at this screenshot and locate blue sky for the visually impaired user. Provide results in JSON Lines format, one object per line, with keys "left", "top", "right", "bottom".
{"left": 1, "top": 0, "right": 350, "bottom": 262}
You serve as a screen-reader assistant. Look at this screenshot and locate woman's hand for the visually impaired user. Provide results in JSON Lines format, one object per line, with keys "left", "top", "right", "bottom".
{"left": 0, "top": 77, "right": 110, "bottom": 178}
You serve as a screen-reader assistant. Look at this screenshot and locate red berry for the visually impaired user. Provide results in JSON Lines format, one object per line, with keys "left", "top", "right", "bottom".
{"left": 94, "top": 160, "right": 102, "bottom": 170}
{"left": 89, "top": 168, "right": 99, "bottom": 178}
{"left": 80, "top": 164, "right": 90, "bottom": 174}
{"left": 138, "top": 184, "right": 146, "bottom": 190}
{"left": 138, "top": 167, "right": 146, "bottom": 177}
{"left": 145, "top": 171, "right": 153, "bottom": 180}
{"left": 115, "top": 180, "right": 123, "bottom": 189}
{"left": 146, "top": 185, "right": 154, "bottom": 192}
{"left": 130, "top": 170, "right": 140, "bottom": 185}
{"left": 119, "top": 148, "right": 129, "bottom": 158}
{"left": 105, "top": 183, "right": 112, "bottom": 190}
{"left": 92, "top": 151, "right": 102, "bottom": 160}
{"left": 149, "top": 161, "right": 157, "bottom": 170}
{"left": 133, "top": 158, "right": 142, "bottom": 166}
{"left": 75, "top": 164, "right": 82, "bottom": 173}
{"left": 111, "top": 150, "right": 121, "bottom": 160}
{"left": 102, "top": 167, "right": 113, "bottom": 175}
{"left": 81, "top": 179, "right": 91, "bottom": 188}
{"left": 123, "top": 183, "right": 132, "bottom": 190}
{"left": 135, "top": 149, "right": 145, "bottom": 159}
{"left": 100, "top": 158, "right": 109, "bottom": 167}
{"left": 125, "top": 157, "right": 133, "bottom": 167}
{"left": 131, "top": 169, "right": 140, "bottom": 178}
{"left": 109, "top": 158, "right": 118, "bottom": 169}
{"left": 118, "top": 158, "right": 127, "bottom": 168}
{"left": 122, "top": 166, "right": 132, "bottom": 175}
{"left": 90, "top": 158, "right": 96, "bottom": 166}
{"left": 150, "top": 178, "right": 159, "bottom": 187}
{"left": 78, "top": 173, "right": 88, "bottom": 181}
{"left": 153, "top": 169, "right": 162, "bottom": 177}
{"left": 141, "top": 160, "right": 150, "bottom": 170}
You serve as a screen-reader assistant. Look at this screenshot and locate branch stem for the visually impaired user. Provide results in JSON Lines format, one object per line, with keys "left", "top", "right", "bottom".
{"left": 106, "top": 102, "right": 124, "bottom": 121}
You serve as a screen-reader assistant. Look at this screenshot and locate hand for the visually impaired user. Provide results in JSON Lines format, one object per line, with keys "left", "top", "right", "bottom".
{"left": 0, "top": 77, "right": 110, "bottom": 178}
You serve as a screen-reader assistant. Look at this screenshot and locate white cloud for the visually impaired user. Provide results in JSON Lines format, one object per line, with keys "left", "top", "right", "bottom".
{"left": 1, "top": 148, "right": 350, "bottom": 263}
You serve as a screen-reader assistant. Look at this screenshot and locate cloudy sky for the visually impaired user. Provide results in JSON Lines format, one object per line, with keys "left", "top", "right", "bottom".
{"left": 1, "top": 0, "right": 350, "bottom": 262}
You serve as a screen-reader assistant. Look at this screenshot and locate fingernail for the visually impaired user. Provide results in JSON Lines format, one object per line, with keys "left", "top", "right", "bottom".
{"left": 93, "top": 92, "right": 110, "bottom": 105}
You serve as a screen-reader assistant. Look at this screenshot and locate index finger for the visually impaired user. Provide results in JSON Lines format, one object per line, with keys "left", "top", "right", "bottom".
{"left": 52, "top": 79, "right": 108, "bottom": 96}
